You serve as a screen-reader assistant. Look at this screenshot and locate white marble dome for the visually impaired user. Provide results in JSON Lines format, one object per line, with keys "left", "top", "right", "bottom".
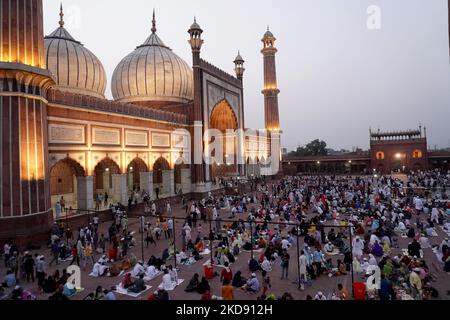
{"left": 111, "top": 15, "right": 193, "bottom": 105}
{"left": 44, "top": 8, "right": 107, "bottom": 98}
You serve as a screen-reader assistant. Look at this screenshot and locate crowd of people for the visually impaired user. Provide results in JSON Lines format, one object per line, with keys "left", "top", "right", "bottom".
{"left": 1, "top": 170, "right": 449, "bottom": 300}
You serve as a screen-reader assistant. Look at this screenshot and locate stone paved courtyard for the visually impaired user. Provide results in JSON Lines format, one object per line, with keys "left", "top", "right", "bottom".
{"left": 2, "top": 186, "right": 449, "bottom": 301}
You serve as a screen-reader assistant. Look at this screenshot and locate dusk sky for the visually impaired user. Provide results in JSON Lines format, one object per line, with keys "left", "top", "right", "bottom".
{"left": 43, "top": 0, "right": 450, "bottom": 151}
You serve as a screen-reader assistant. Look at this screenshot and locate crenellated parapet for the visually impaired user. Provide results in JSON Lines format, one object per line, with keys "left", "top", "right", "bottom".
{"left": 199, "top": 59, "right": 242, "bottom": 88}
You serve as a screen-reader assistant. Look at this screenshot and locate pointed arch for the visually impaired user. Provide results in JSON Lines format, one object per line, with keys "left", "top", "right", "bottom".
{"left": 50, "top": 157, "right": 85, "bottom": 196}
{"left": 153, "top": 156, "right": 170, "bottom": 184}
{"left": 93, "top": 157, "right": 121, "bottom": 190}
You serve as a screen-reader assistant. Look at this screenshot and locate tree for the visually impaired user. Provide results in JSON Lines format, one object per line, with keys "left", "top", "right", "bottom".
{"left": 287, "top": 139, "right": 328, "bottom": 157}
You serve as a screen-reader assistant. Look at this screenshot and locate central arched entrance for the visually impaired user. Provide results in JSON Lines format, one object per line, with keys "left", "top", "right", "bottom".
{"left": 209, "top": 100, "right": 239, "bottom": 181}
{"left": 50, "top": 157, "right": 85, "bottom": 217}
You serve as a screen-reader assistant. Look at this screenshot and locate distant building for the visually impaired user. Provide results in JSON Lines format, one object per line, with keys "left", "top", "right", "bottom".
{"left": 283, "top": 127, "right": 450, "bottom": 175}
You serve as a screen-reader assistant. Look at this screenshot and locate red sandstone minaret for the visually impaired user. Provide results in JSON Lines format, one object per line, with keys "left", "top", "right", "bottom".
{"left": 0, "top": 0, "right": 55, "bottom": 243}
{"left": 261, "top": 27, "right": 280, "bottom": 131}
{"left": 188, "top": 18, "right": 207, "bottom": 189}
{"left": 261, "top": 27, "right": 281, "bottom": 173}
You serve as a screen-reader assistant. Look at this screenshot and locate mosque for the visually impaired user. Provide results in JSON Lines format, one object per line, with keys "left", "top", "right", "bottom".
{"left": 0, "top": 1, "right": 281, "bottom": 242}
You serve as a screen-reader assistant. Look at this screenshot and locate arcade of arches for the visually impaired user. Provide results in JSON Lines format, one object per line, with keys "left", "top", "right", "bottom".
{"left": 49, "top": 155, "right": 190, "bottom": 216}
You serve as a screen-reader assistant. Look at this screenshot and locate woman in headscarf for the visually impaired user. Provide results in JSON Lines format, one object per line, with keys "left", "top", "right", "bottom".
{"left": 368, "top": 254, "right": 377, "bottom": 266}
{"left": 232, "top": 271, "right": 246, "bottom": 287}
{"left": 196, "top": 277, "right": 210, "bottom": 294}
{"left": 185, "top": 273, "right": 200, "bottom": 292}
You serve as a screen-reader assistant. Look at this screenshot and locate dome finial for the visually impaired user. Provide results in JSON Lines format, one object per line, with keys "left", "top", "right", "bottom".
{"left": 151, "top": 9, "right": 157, "bottom": 34}
{"left": 59, "top": 2, "right": 65, "bottom": 28}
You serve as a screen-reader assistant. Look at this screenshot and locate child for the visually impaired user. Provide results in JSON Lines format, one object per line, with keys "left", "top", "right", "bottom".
{"left": 262, "top": 270, "right": 271, "bottom": 296}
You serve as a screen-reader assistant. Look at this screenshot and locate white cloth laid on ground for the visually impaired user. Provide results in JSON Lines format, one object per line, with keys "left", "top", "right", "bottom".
{"left": 199, "top": 248, "right": 211, "bottom": 255}
{"left": 114, "top": 283, "right": 152, "bottom": 297}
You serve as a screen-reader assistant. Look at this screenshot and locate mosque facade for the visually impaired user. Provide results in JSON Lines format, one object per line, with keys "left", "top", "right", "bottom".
{"left": 0, "top": 1, "right": 281, "bottom": 242}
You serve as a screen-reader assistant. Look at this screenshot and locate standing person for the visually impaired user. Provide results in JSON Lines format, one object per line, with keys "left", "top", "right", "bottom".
{"left": 261, "top": 270, "right": 271, "bottom": 296}
{"left": 49, "top": 240, "right": 60, "bottom": 266}
{"left": 24, "top": 253, "right": 35, "bottom": 283}
{"left": 299, "top": 250, "right": 308, "bottom": 289}
{"left": 409, "top": 268, "right": 423, "bottom": 300}
{"left": 167, "top": 218, "right": 173, "bottom": 238}
{"left": 93, "top": 214, "right": 100, "bottom": 232}
{"left": 221, "top": 279, "right": 234, "bottom": 300}
{"left": 8, "top": 252, "right": 19, "bottom": 278}
{"left": 280, "top": 249, "right": 290, "bottom": 280}
{"left": 83, "top": 242, "right": 95, "bottom": 269}
{"left": 104, "top": 192, "right": 109, "bottom": 207}
{"left": 220, "top": 262, "right": 233, "bottom": 283}
{"left": 3, "top": 242, "right": 11, "bottom": 267}
{"left": 166, "top": 201, "right": 172, "bottom": 215}
{"left": 162, "top": 220, "right": 169, "bottom": 240}
{"left": 35, "top": 255, "right": 46, "bottom": 290}
{"left": 70, "top": 244, "right": 79, "bottom": 266}
{"left": 60, "top": 196, "right": 66, "bottom": 213}
{"left": 155, "top": 187, "right": 160, "bottom": 200}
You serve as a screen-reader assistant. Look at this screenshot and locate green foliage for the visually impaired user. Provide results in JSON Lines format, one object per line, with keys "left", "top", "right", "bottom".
{"left": 287, "top": 139, "right": 328, "bottom": 156}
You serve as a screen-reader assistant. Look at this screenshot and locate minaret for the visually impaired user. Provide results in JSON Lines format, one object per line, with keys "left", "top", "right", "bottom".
{"left": 188, "top": 18, "right": 207, "bottom": 189}
{"left": 261, "top": 27, "right": 281, "bottom": 174}
{"left": 261, "top": 27, "right": 280, "bottom": 131}
{"left": 0, "top": 0, "right": 55, "bottom": 243}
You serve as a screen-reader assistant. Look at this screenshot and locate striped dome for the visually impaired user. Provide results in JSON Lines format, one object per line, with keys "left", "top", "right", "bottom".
{"left": 44, "top": 7, "right": 106, "bottom": 98}
{"left": 111, "top": 14, "right": 193, "bottom": 105}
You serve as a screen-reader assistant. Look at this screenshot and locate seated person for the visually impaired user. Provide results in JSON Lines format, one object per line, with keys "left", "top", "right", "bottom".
{"left": 248, "top": 257, "right": 261, "bottom": 272}
{"left": 184, "top": 273, "right": 200, "bottom": 292}
{"left": 195, "top": 240, "right": 205, "bottom": 253}
{"left": 232, "top": 270, "right": 247, "bottom": 287}
{"left": 324, "top": 242, "right": 335, "bottom": 253}
{"left": 131, "top": 261, "right": 146, "bottom": 278}
{"left": 121, "top": 273, "right": 134, "bottom": 289}
{"left": 261, "top": 256, "right": 272, "bottom": 272}
{"left": 168, "top": 265, "right": 178, "bottom": 283}
{"left": 258, "top": 237, "right": 267, "bottom": 248}
{"left": 63, "top": 281, "right": 77, "bottom": 297}
{"left": 233, "top": 244, "right": 240, "bottom": 256}
{"left": 43, "top": 275, "right": 57, "bottom": 293}
{"left": 120, "top": 258, "right": 132, "bottom": 271}
{"left": 372, "top": 241, "right": 384, "bottom": 257}
{"left": 242, "top": 273, "right": 260, "bottom": 293}
{"left": 128, "top": 274, "right": 146, "bottom": 294}
{"left": 108, "top": 263, "right": 121, "bottom": 277}
{"left": 176, "top": 251, "right": 188, "bottom": 265}
{"left": 159, "top": 269, "right": 176, "bottom": 291}
{"left": 196, "top": 277, "right": 210, "bottom": 294}
{"left": 145, "top": 265, "right": 159, "bottom": 280}
{"left": 3, "top": 270, "right": 16, "bottom": 288}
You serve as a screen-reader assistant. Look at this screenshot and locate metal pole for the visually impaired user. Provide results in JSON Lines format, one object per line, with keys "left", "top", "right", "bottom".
{"left": 296, "top": 226, "right": 300, "bottom": 289}
{"left": 66, "top": 208, "right": 69, "bottom": 247}
{"left": 140, "top": 216, "right": 144, "bottom": 263}
{"left": 250, "top": 219, "right": 253, "bottom": 259}
{"left": 209, "top": 217, "right": 213, "bottom": 264}
{"left": 348, "top": 224, "right": 355, "bottom": 298}
{"left": 173, "top": 218, "right": 177, "bottom": 269}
